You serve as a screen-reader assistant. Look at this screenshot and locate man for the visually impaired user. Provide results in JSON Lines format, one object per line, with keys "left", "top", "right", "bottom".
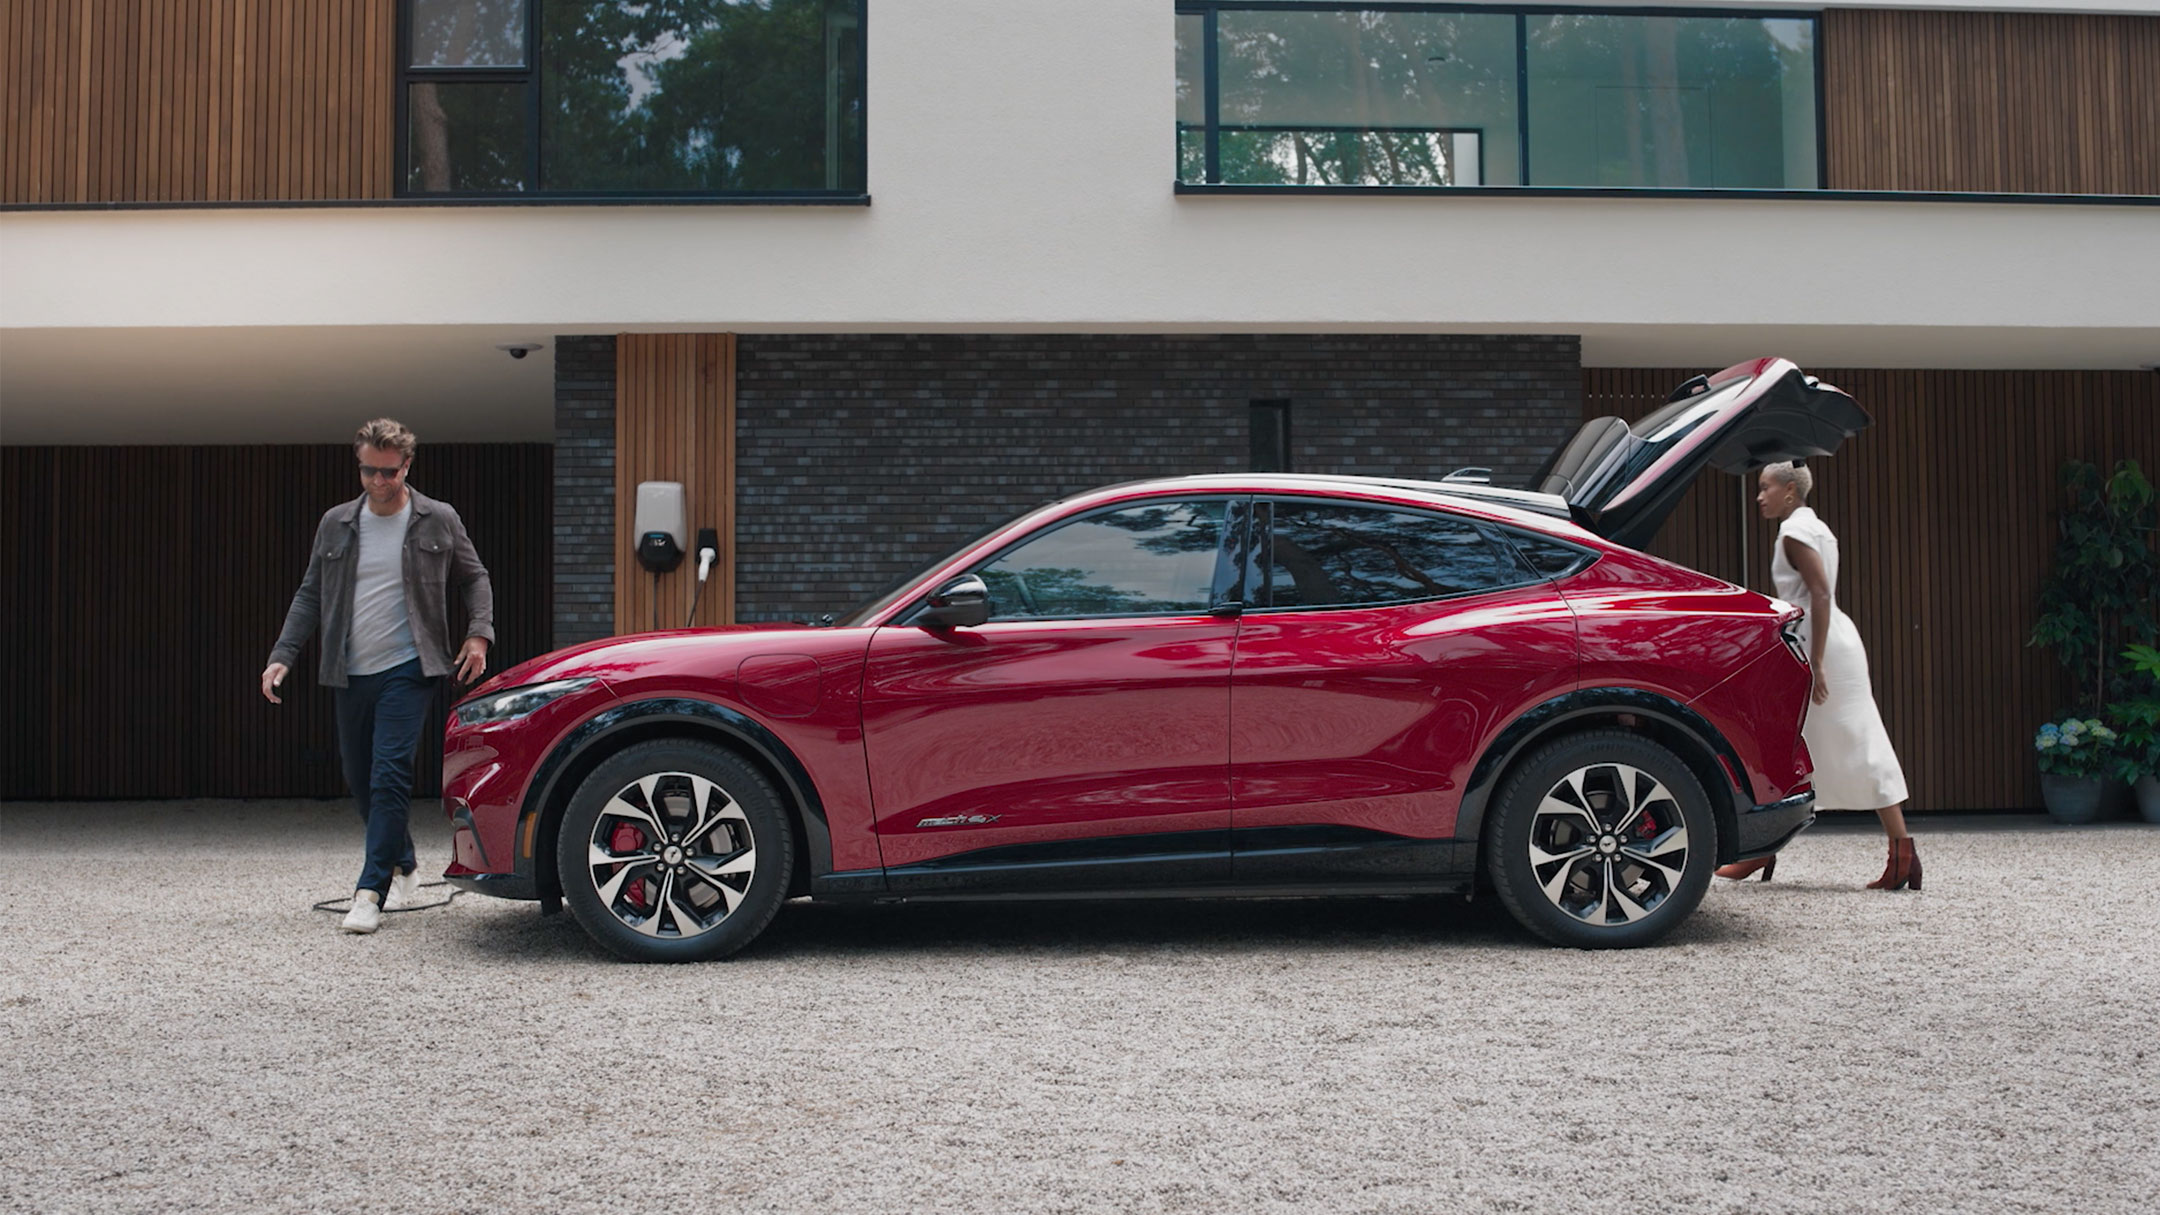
{"left": 261, "top": 419, "right": 494, "bottom": 934}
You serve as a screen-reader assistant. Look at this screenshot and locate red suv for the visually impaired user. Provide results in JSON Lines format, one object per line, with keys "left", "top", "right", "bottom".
{"left": 442, "top": 357, "right": 1867, "bottom": 959}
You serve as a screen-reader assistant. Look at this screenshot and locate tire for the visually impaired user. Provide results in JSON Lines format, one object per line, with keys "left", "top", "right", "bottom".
{"left": 556, "top": 739, "right": 795, "bottom": 963}
{"left": 1485, "top": 730, "right": 1715, "bottom": 949}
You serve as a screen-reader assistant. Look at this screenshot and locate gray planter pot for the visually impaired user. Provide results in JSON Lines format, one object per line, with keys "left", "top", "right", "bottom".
{"left": 2136, "top": 774, "right": 2160, "bottom": 825}
{"left": 2040, "top": 773, "right": 2127, "bottom": 824}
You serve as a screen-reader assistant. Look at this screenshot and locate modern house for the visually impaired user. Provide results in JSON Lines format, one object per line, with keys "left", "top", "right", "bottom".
{"left": 3, "top": 0, "right": 2155, "bottom": 808}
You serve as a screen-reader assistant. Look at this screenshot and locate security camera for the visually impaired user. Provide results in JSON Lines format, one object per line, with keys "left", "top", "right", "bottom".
{"left": 495, "top": 342, "right": 544, "bottom": 360}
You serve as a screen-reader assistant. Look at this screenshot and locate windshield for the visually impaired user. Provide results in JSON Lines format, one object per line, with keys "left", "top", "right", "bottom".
{"left": 827, "top": 508, "right": 1048, "bottom": 627}
{"left": 829, "top": 549, "right": 969, "bottom": 628}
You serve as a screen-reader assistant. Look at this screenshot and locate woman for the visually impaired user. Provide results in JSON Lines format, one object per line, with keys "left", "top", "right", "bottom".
{"left": 1718, "top": 461, "right": 1920, "bottom": 890}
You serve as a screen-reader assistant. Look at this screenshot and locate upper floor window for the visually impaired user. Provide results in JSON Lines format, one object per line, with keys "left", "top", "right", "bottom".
{"left": 1176, "top": 5, "right": 1818, "bottom": 190}
{"left": 402, "top": 0, "right": 866, "bottom": 197}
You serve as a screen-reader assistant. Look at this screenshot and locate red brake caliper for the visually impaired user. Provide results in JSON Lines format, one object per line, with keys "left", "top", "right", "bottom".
{"left": 610, "top": 823, "right": 650, "bottom": 910}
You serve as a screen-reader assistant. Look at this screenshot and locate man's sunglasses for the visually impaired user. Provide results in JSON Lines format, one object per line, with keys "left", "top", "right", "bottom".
{"left": 358, "top": 463, "right": 408, "bottom": 480}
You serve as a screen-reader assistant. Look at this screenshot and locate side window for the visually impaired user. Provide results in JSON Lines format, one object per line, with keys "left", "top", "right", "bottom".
{"left": 1501, "top": 529, "right": 1597, "bottom": 580}
{"left": 1264, "top": 501, "right": 1529, "bottom": 609}
{"left": 977, "top": 500, "right": 1229, "bottom": 620}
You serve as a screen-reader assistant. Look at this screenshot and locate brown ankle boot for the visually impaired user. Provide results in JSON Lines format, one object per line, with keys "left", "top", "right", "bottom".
{"left": 1866, "top": 837, "right": 1920, "bottom": 891}
{"left": 1715, "top": 854, "right": 1777, "bottom": 882}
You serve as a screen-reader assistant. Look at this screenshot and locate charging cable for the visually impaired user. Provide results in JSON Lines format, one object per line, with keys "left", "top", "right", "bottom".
{"left": 684, "top": 529, "right": 719, "bottom": 628}
{"left": 312, "top": 881, "right": 460, "bottom": 915}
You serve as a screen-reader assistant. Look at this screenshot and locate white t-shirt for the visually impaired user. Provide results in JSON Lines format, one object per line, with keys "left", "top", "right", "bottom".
{"left": 348, "top": 500, "right": 420, "bottom": 676}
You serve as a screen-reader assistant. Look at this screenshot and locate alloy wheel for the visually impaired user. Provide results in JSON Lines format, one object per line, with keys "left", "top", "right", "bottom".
{"left": 1525, "top": 762, "right": 1690, "bottom": 927}
{"left": 584, "top": 770, "right": 758, "bottom": 941}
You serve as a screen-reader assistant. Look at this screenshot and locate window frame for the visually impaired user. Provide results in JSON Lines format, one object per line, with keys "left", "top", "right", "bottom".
{"left": 1173, "top": 1, "right": 1826, "bottom": 196}
{"left": 1252, "top": 496, "right": 1548, "bottom": 612}
{"left": 395, "top": 0, "right": 871, "bottom": 202}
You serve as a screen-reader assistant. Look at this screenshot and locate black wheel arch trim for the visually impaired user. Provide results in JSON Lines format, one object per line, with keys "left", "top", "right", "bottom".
{"left": 1455, "top": 688, "right": 1753, "bottom": 864}
{"left": 519, "top": 698, "right": 836, "bottom": 898}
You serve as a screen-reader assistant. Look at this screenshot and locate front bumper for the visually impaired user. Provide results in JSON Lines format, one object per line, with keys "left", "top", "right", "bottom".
{"left": 1730, "top": 791, "right": 1814, "bottom": 862}
{"left": 442, "top": 862, "right": 539, "bottom": 901}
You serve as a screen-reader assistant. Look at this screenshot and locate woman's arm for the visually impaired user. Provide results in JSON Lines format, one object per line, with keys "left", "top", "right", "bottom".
{"left": 1783, "top": 535, "right": 1833, "bottom": 705}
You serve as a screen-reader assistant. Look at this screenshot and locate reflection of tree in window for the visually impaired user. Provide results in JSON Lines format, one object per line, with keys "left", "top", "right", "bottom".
{"left": 979, "top": 503, "right": 1223, "bottom": 619}
{"left": 1212, "top": 11, "right": 1516, "bottom": 186}
{"left": 408, "top": 1, "right": 530, "bottom": 193}
{"left": 1526, "top": 16, "right": 1811, "bottom": 188}
{"left": 411, "top": 0, "right": 527, "bottom": 67}
{"left": 409, "top": 84, "right": 526, "bottom": 192}
{"left": 1268, "top": 505, "right": 1519, "bottom": 607}
{"left": 541, "top": 0, "right": 865, "bottom": 192}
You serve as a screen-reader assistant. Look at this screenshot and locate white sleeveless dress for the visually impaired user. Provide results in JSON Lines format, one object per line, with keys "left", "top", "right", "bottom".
{"left": 1772, "top": 507, "right": 1909, "bottom": 810}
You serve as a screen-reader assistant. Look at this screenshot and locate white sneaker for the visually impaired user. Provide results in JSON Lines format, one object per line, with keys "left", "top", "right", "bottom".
{"left": 341, "top": 889, "right": 382, "bottom": 934}
{"left": 389, "top": 869, "right": 421, "bottom": 910}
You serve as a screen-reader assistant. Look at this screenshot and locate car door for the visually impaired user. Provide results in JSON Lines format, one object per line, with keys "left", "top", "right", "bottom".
{"left": 1228, "top": 498, "right": 1579, "bottom": 883}
{"left": 861, "top": 496, "right": 1246, "bottom": 889}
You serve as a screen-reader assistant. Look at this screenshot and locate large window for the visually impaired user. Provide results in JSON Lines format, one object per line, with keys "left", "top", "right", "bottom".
{"left": 402, "top": 0, "right": 866, "bottom": 197}
{"left": 1176, "top": 5, "right": 1818, "bottom": 190}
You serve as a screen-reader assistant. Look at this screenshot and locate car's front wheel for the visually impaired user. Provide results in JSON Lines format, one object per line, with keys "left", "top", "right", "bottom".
{"left": 557, "top": 739, "right": 794, "bottom": 962}
{"left": 1485, "top": 730, "right": 1714, "bottom": 949}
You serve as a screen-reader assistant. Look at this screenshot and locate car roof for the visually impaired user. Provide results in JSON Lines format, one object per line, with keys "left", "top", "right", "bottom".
{"left": 1066, "top": 473, "right": 1597, "bottom": 542}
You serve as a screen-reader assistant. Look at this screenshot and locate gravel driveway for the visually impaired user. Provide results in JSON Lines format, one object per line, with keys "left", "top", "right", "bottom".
{"left": 2, "top": 800, "right": 2155, "bottom": 1215}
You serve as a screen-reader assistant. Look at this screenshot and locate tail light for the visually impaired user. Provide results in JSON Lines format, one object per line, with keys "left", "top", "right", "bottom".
{"left": 1779, "top": 615, "right": 1809, "bottom": 665}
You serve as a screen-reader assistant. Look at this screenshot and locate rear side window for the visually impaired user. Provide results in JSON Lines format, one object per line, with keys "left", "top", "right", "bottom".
{"left": 977, "top": 499, "right": 1230, "bottom": 619}
{"left": 1262, "top": 500, "right": 1532, "bottom": 609}
{"left": 1501, "top": 530, "right": 1597, "bottom": 580}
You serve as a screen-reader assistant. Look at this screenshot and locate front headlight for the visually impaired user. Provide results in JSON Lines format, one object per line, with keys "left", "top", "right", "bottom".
{"left": 453, "top": 677, "right": 599, "bottom": 726}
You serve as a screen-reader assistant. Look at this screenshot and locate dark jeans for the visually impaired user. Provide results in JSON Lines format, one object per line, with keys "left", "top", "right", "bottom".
{"left": 334, "top": 657, "right": 438, "bottom": 898}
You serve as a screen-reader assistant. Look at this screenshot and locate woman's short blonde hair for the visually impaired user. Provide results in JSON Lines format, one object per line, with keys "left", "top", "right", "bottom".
{"left": 1762, "top": 460, "right": 1813, "bottom": 499}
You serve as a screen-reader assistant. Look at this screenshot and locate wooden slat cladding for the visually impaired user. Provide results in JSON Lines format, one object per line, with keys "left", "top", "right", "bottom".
{"left": 0, "top": 443, "right": 550, "bottom": 799}
{"left": 1823, "top": 8, "right": 2160, "bottom": 195}
{"left": 1583, "top": 368, "right": 2158, "bottom": 812}
{"left": 614, "top": 334, "right": 738, "bottom": 636}
{"left": 2, "top": 0, "right": 394, "bottom": 204}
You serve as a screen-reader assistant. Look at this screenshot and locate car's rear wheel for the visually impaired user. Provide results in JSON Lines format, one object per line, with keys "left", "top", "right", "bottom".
{"left": 1485, "top": 730, "right": 1714, "bottom": 949}
{"left": 557, "top": 739, "right": 794, "bottom": 963}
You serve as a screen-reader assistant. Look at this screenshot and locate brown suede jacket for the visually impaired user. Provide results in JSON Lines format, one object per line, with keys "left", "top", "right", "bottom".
{"left": 267, "top": 487, "right": 495, "bottom": 688}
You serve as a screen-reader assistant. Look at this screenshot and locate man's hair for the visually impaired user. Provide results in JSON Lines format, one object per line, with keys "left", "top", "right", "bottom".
{"left": 1761, "top": 459, "right": 1813, "bottom": 500}
{"left": 354, "top": 418, "right": 417, "bottom": 462}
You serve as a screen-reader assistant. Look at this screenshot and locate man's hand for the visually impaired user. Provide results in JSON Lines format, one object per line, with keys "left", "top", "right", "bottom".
{"left": 261, "top": 663, "right": 289, "bottom": 704}
{"left": 456, "top": 636, "right": 491, "bottom": 685}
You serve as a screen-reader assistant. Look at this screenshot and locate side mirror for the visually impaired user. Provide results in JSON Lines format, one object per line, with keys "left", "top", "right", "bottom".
{"left": 919, "top": 574, "right": 991, "bottom": 630}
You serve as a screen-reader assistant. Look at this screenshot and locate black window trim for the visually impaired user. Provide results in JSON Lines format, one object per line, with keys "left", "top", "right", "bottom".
{"left": 395, "top": 0, "right": 871, "bottom": 202}
{"left": 897, "top": 493, "right": 1253, "bottom": 626}
{"left": 1250, "top": 495, "right": 1551, "bottom": 613}
{"left": 1174, "top": 1, "right": 1828, "bottom": 194}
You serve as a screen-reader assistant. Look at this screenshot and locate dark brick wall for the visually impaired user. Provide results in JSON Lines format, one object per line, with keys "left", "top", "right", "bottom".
{"left": 553, "top": 335, "right": 616, "bottom": 647}
{"left": 732, "top": 334, "right": 1581, "bottom": 623}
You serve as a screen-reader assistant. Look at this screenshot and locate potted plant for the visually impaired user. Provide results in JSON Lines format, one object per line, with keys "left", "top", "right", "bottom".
{"left": 2029, "top": 459, "right": 2156, "bottom": 820}
{"left": 2034, "top": 718, "right": 2123, "bottom": 823}
{"left": 2112, "top": 643, "right": 2160, "bottom": 823}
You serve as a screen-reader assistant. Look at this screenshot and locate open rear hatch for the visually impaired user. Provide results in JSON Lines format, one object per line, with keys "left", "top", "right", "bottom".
{"left": 1535, "top": 357, "right": 1872, "bottom": 549}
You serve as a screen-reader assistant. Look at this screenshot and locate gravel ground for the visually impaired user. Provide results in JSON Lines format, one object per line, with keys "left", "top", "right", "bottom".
{"left": 2, "top": 800, "right": 2156, "bottom": 1215}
